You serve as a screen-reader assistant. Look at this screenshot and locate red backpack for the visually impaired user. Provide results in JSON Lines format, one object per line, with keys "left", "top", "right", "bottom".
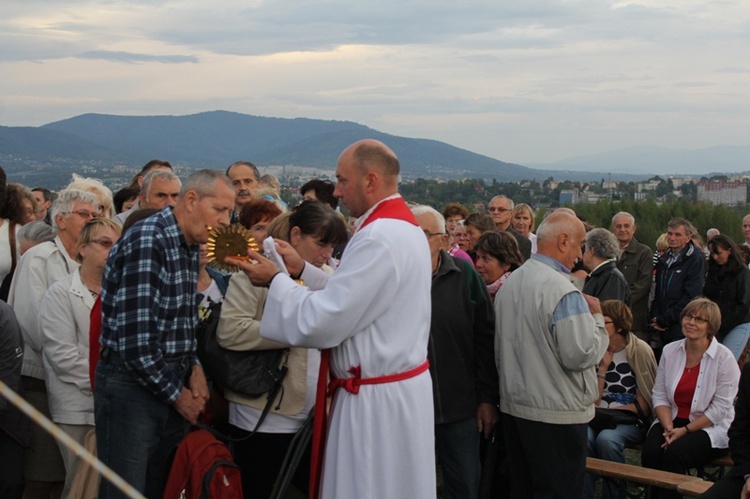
{"left": 162, "top": 428, "right": 243, "bottom": 499}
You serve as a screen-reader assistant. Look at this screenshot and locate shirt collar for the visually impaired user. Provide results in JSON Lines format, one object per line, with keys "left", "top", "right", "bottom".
{"left": 353, "top": 193, "right": 402, "bottom": 232}
{"left": 532, "top": 253, "right": 571, "bottom": 274}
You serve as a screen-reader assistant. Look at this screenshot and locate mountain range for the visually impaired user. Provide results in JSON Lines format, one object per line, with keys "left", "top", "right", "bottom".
{"left": 530, "top": 145, "right": 750, "bottom": 176}
{"left": 1, "top": 110, "right": 748, "bottom": 189}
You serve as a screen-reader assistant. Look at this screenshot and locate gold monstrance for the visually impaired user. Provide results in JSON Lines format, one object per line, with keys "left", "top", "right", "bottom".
{"left": 205, "top": 225, "right": 259, "bottom": 272}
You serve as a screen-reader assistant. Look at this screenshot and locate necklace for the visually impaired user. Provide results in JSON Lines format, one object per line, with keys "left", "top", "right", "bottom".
{"left": 80, "top": 272, "right": 100, "bottom": 299}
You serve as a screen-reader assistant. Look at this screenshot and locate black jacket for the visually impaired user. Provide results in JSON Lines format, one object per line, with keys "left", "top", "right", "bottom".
{"left": 651, "top": 242, "right": 705, "bottom": 344}
{"left": 0, "top": 300, "right": 31, "bottom": 447}
{"left": 506, "top": 227, "right": 531, "bottom": 261}
{"left": 727, "top": 363, "right": 750, "bottom": 477}
{"left": 583, "top": 260, "right": 632, "bottom": 306}
{"left": 703, "top": 265, "right": 750, "bottom": 342}
{"left": 428, "top": 251, "right": 498, "bottom": 424}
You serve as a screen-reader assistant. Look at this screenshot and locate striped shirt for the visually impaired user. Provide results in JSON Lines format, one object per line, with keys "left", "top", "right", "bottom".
{"left": 100, "top": 207, "right": 200, "bottom": 404}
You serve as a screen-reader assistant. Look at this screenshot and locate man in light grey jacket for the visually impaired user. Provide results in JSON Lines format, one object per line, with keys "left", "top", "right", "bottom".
{"left": 495, "top": 209, "right": 608, "bottom": 499}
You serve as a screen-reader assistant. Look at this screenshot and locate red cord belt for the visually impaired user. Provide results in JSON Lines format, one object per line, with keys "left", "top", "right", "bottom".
{"left": 309, "top": 354, "right": 430, "bottom": 499}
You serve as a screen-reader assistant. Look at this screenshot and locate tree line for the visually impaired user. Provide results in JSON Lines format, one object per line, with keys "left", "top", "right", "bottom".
{"left": 399, "top": 179, "right": 749, "bottom": 250}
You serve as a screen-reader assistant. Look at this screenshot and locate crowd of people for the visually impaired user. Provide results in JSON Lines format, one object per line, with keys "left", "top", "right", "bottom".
{"left": 0, "top": 142, "right": 749, "bottom": 499}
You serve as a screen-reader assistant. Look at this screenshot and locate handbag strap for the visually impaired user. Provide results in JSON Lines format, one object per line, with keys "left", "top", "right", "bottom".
{"left": 201, "top": 361, "right": 289, "bottom": 444}
{"left": 633, "top": 398, "right": 648, "bottom": 425}
{"left": 9, "top": 221, "right": 17, "bottom": 272}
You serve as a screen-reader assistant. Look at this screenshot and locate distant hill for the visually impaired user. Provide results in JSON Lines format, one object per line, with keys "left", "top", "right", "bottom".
{"left": 530, "top": 145, "right": 750, "bottom": 175}
{"left": 39, "top": 111, "right": 538, "bottom": 181}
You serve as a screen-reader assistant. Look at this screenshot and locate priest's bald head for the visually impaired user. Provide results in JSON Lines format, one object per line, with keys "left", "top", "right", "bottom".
{"left": 334, "top": 139, "right": 400, "bottom": 218}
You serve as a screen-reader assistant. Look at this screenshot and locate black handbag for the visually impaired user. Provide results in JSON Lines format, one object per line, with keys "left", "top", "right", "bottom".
{"left": 196, "top": 299, "right": 289, "bottom": 399}
{"left": 589, "top": 399, "right": 650, "bottom": 431}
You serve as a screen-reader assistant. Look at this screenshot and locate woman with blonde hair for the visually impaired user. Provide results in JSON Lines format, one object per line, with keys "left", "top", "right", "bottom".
{"left": 641, "top": 298, "right": 741, "bottom": 499}
{"left": 511, "top": 203, "right": 537, "bottom": 254}
{"left": 40, "top": 218, "right": 121, "bottom": 497}
{"left": 66, "top": 174, "right": 115, "bottom": 219}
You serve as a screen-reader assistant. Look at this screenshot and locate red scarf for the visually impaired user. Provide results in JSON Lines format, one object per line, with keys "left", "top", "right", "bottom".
{"left": 309, "top": 196, "right": 418, "bottom": 499}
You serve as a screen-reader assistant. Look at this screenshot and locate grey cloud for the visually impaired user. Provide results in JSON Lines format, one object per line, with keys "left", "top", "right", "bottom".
{"left": 76, "top": 50, "right": 198, "bottom": 64}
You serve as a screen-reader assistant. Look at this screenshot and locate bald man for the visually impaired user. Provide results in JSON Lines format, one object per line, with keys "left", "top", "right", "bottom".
{"left": 495, "top": 210, "right": 608, "bottom": 499}
{"left": 231, "top": 140, "right": 435, "bottom": 499}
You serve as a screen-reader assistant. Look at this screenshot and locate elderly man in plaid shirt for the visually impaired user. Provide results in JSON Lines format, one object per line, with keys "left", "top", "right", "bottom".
{"left": 94, "top": 169, "right": 235, "bottom": 498}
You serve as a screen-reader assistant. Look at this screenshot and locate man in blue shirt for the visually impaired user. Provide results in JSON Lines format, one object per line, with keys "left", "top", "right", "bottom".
{"left": 95, "top": 169, "right": 234, "bottom": 498}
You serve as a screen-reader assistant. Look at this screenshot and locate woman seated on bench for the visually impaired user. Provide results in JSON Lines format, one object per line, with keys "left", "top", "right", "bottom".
{"left": 585, "top": 300, "right": 657, "bottom": 499}
{"left": 642, "top": 297, "right": 741, "bottom": 499}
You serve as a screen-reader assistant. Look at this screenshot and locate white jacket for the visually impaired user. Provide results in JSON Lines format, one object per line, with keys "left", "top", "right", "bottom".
{"left": 40, "top": 270, "right": 95, "bottom": 425}
{"left": 8, "top": 236, "right": 79, "bottom": 379}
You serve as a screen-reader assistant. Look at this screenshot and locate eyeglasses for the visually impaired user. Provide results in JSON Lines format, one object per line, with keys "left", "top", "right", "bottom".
{"left": 488, "top": 207, "right": 510, "bottom": 213}
{"left": 684, "top": 314, "right": 708, "bottom": 325}
{"left": 90, "top": 238, "right": 115, "bottom": 249}
{"left": 69, "top": 209, "right": 101, "bottom": 220}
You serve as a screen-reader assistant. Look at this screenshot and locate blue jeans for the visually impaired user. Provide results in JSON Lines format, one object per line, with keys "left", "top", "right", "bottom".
{"left": 721, "top": 322, "right": 750, "bottom": 360}
{"left": 94, "top": 354, "right": 190, "bottom": 499}
{"left": 435, "top": 417, "right": 481, "bottom": 499}
{"left": 584, "top": 423, "right": 645, "bottom": 499}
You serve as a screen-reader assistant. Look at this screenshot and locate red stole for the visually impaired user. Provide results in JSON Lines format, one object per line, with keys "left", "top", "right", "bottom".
{"left": 309, "top": 196, "right": 418, "bottom": 499}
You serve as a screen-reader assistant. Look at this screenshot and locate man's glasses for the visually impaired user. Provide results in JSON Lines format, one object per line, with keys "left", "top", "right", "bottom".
{"left": 488, "top": 207, "right": 510, "bottom": 213}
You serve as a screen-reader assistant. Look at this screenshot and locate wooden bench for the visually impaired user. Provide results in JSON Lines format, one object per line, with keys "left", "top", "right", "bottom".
{"left": 677, "top": 480, "right": 715, "bottom": 496}
{"left": 586, "top": 457, "right": 710, "bottom": 497}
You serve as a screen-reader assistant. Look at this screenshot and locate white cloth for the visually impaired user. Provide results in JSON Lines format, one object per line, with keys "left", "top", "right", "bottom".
{"left": 8, "top": 236, "right": 79, "bottom": 379}
{"left": 651, "top": 338, "right": 740, "bottom": 448}
{"left": 0, "top": 219, "right": 20, "bottom": 284}
{"left": 529, "top": 232, "right": 537, "bottom": 254}
{"left": 260, "top": 195, "right": 436, "bottom": 499}
{"left": 40, "top": 270, "right": 95, "bottom": 425}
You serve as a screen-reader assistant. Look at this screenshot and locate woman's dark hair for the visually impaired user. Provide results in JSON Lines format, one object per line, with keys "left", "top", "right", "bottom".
{"left": 288, "top": 200, "right": 348, "bottom": 246}
{"left": 300, "top": 179, "right": 338, "bottom": 209}
{"left": 128, "top": 159, "right": 173, "bottom": 189}
{"left": 473, "top": 231, "right": 523, "bottom": 272}
{"left": 0, "top": 165, "right": 7, "bottom": 213}
{"left": 113, "top": 187, "right": 140, "bottom": 214}
{"left": 239, "top": 199, "right": 283, "bottom": 230}
{"left": 1, "top": 183, "right": 37, "bottom": 225}
{"left": 464, "top": 212, "right": 496, "bottom": 233}
{"left": 601, "top": 300, "right": 633, "bottom": 338}
{"left": 122, "top": 208, "right": 160, "bottom": 235}
{"left": 707, "top": 234, "right": 745, "bottom": 274}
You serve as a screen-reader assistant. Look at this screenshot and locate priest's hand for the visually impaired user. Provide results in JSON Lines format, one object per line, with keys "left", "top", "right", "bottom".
{"left": 272, "top": 239, "right": 305, "bottom": 277}
{"left": 227, "top": 252, "right": 280, "bottom": 287}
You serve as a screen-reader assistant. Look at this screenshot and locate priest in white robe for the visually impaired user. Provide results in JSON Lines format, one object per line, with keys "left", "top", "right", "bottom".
{"left": 230, "top": 139, "right": 436, "bottom": 499}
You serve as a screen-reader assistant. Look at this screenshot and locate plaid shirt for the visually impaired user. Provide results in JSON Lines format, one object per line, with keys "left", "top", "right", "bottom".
{"left": 100, "top": 207, "right": 200, "bottom": 404}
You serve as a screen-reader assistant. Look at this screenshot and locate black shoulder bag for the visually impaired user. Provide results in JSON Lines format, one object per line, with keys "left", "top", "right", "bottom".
{"left": 196, "top": 299, "right": 289, "bottom": 430}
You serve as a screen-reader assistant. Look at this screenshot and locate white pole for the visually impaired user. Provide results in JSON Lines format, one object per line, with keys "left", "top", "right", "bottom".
{"left": 0, "top": 380, "right": 145, "bottom": 499}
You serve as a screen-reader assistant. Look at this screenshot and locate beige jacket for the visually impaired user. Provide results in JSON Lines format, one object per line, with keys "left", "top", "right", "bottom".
{"left": 216, "top": 272, "right": 309, "bottom": 415}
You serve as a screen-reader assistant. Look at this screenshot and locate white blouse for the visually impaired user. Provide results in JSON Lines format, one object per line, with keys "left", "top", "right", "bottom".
{"left": 651, "top": 338, "right": 740, "bottom": 448}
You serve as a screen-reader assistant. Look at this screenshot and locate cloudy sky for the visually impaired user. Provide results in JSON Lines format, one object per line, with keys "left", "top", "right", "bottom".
{"left": 2, "top": 0, "right": 749, "bottom": 164}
